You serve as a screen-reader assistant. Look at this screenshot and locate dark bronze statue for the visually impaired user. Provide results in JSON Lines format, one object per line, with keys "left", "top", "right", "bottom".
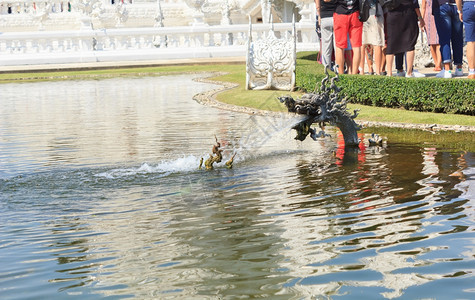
{"left": 225, "top": 153, "right": 236, "bottom": 169}
{"left": 279, "top": 66, "right": 361, "bottom": 146}
{"left": 201, "top": 136, "right": 236, "bottom": 170}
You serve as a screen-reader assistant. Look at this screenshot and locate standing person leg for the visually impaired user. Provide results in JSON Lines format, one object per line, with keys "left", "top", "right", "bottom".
{"left": 321, "top": 17, "right": 335, "bottom": 68}
{"left": 430, "top": 45, "right": 443, "bottom": 70}
{"left": 345, "top": 47, "right": 354, "bottom": 73}
{"left": 359, "top": 46, "right": 366, "bottom": 74}
{"left": 386, "top": 54, "right": 395, "bottom": 76}
{"left": 463, "top": 0, "right": 475, "bottom": 78}
{"left": 366, "top": 45, "right": 375, "bottom": 74}
{"left": 381, "top": 12, "right": 388, "bottom": 75}
{"left": 468, "top": 41, "right": 475, "bottom": 78}
{"left": 434, "top": 4, "right": 454, "bottom": 78}
{"left": 349, "top": 11, "right": 363, "bottom": 75}
{"left": 373, "top": 45, "right": 383, "bottom": 74}
{"left": 405, "top": 50, "right": 416, "bottom": 76}
{"left": 335, "top": 48, "right": 346, "bottom": 74}
{"left": 372, "top": 9, "right": 385, "bottom": 75}
{"left": 334, "top": 13, "right": 349, "bottom": 74}
{"left": 395, "top": 53, "right": 405, "bottom": 76}
{"left": 351, "top": 49, "right": 361, "bottom": 74}
{"left": 451, "top": 6, "right": 464, "bottom": 75}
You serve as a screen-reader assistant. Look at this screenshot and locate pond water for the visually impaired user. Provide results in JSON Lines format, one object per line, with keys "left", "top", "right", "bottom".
{"left": 0, "top": 74, "right": 474, "bottom": 299}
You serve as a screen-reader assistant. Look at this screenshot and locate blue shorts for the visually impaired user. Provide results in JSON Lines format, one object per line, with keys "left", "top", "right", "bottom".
{"left": 464, "top": 1, "right": 475, "bottom": 42}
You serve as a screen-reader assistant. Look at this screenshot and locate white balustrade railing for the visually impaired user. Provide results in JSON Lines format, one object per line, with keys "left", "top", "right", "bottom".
{"left": 0, "top": 0, "right": 137, "bottom": 15}
{"left": 0, "top": 0, "right": 72, "bottom": 15}
{"left": 0, "top": 22, "right": 318, "bottom": 66}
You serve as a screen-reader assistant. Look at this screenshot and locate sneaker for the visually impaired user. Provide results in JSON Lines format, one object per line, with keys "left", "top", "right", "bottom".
{"left": 413, "top": 70, "right": 426, "bottom": 78}
{"left": 454, "top": 68, "right": 464, "bottom": 77}
{"left": 436, "top": 70, "right": 452, "bottom": 78}
{"left": 405, "top": 73, "right": 415, "bottom": 78}
{"left": 468, "top": 74, "right": 475, "bottom": 79}
{"left": 396, "top": 70, "right": 406, "bottom": 77}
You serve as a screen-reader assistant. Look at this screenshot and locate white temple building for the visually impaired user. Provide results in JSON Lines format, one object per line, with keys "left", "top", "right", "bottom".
{"left": 0, "top": 0, "right": 319, "bottom": 67}
{"left": 0, "top": 0, "right": 314, "bottom": 31}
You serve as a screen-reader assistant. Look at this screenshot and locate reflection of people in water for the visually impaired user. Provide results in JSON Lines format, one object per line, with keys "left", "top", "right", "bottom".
{"left": 449, "top": 151, "right": 467, "bottom": 180}
{"left": 334, "top": 132, "right": 365, "bottom": 167}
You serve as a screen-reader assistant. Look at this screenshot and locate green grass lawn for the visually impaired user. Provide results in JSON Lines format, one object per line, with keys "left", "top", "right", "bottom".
{"left": 1, "top": 59, "right": 474, "bottom": 127}
{"left": 209, "top": 69, "right": 475, "bottom": 127}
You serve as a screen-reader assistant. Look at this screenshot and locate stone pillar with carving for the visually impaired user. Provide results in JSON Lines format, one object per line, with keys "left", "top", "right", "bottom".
{"left": 153, "top": 0, "right": 167, "bottom": 48}
{"left": 74, "top": 0, "right": 104, "bottom": 51}
{"left": 75, "top": 0, "right": 92, "bottom": 29}
{"left": 260, "top": 0, "right": 272, "bottom": 24}
{"left": 115, "top": 2, "right": 129, "bottom": 27}
{"left": 294, "top": 0, "right": 316, "bottom": 43}
{"left": 221, "top": 0, "right": 233, "bottom": 45}
{"left": 34, "top": 2, "right": 51, "bottom": 31}
{"left": 184, "top": 0, "right": 206, "bottom": 26}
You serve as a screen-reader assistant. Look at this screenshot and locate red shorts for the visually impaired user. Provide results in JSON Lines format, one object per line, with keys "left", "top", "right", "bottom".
{"left": 333, "top": 11, "right": 363, "bottom": 49}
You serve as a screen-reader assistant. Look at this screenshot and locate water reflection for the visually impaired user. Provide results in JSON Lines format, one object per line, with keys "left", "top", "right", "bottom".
{"left": 0, "top": 74, "right": 474, "bottom": 299}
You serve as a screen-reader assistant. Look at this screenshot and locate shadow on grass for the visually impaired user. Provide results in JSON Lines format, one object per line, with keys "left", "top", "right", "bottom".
{"left": 298, "top": 53, "right": 319, "bottom": 62}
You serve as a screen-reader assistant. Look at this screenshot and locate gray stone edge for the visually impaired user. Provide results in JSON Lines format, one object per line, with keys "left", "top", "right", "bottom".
{"left": 192, "top": 72, "right": 475, "bottom": 133}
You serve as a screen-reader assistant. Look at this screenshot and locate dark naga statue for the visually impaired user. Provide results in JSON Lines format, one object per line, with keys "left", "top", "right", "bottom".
{"left": 279, "top": 66, "right": 361, "bottom": 146}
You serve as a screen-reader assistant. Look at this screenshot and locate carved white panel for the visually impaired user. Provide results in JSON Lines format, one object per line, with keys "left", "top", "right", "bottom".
{"left": 246, "top": 16, "right": 296, "bottom": 91}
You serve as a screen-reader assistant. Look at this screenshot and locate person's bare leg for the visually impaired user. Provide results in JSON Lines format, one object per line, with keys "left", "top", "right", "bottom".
{"left": 386, "top": 54, "right": 394, "bottom": 76}
{"left": 345, "top": 49, "right": 353, "bottom": 74}
{"left": 351, "top": 46, "right": 361, "bottom": 75}
{"left": 468, "top": 41, "right": 475, "bottom": 78}
{"left": 468, "top": 41, "right": 475, "bottom": 70}
{"left": 435, "top": 45, "right": 442, "bottom": 69}
{"left": 335, "top": 47, "right": 345, "bottom": 74}
{"left": 366, "top": 45, "right": 374, "bottom": 74}
{"left": 443, "top": 60, "right": 450, "bottom": 71}
{"left": 406, "top": 50, "right": 415, "bottom": 76}
{"left": 359, "top": 46, "right": 366, "bottom": 74}
{"left": 374, "top": 45, "right": 382, "bottom": 74}
{"left": 430, "top": 44, "right": 442, "bottom": 70}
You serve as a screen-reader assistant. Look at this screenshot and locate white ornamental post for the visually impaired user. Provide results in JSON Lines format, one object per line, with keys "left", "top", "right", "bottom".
{"left": 184, "top": 0, "right": 206, "bottom": 26}
{"left": 74, "top": 0, "right": 104, "bottom": 50}
{"left": 115, "top": 2, "right": 128, "bottom": 28}
{"left": 294, "top": 0, "right": 315, "bottom": 43}
{"left": 153, "top": 0, "right": 167, "bottom": 48}
{"left": 260, "top": 0, "right": 272, "bottom": 24}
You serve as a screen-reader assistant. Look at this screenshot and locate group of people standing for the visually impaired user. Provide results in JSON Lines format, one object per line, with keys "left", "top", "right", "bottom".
{"left": 315, "top": 0, "right": 475, "bottom": 79}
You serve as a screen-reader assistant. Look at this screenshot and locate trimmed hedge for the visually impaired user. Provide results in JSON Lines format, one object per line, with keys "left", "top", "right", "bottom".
{"left": 296, "top": 53, "right": 475, "bottom": 115}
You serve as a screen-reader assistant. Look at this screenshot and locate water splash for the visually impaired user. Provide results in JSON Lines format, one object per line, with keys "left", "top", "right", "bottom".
{"left": 96, "top": 114, "right": 309, "bottom": 179}
{"left": 95, "top": 156, "right": 203, "bottom": 179}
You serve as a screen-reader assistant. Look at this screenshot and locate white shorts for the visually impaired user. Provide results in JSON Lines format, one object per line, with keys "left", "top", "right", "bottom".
{"left": 362, "top": 7, "right": 385, "bottom": 47}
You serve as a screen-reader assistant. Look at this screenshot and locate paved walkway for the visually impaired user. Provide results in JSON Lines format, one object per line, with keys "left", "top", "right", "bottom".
{"left": 0, "top": 57, "right": 246, "bottom": 73}
{"left": 1, "top": 56, "right": 471, "bottom": 79}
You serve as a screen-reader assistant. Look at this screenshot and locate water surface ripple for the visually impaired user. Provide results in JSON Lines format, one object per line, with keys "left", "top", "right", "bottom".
{"left": 0, "top": 74, "right": 474, "bottom": 299}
